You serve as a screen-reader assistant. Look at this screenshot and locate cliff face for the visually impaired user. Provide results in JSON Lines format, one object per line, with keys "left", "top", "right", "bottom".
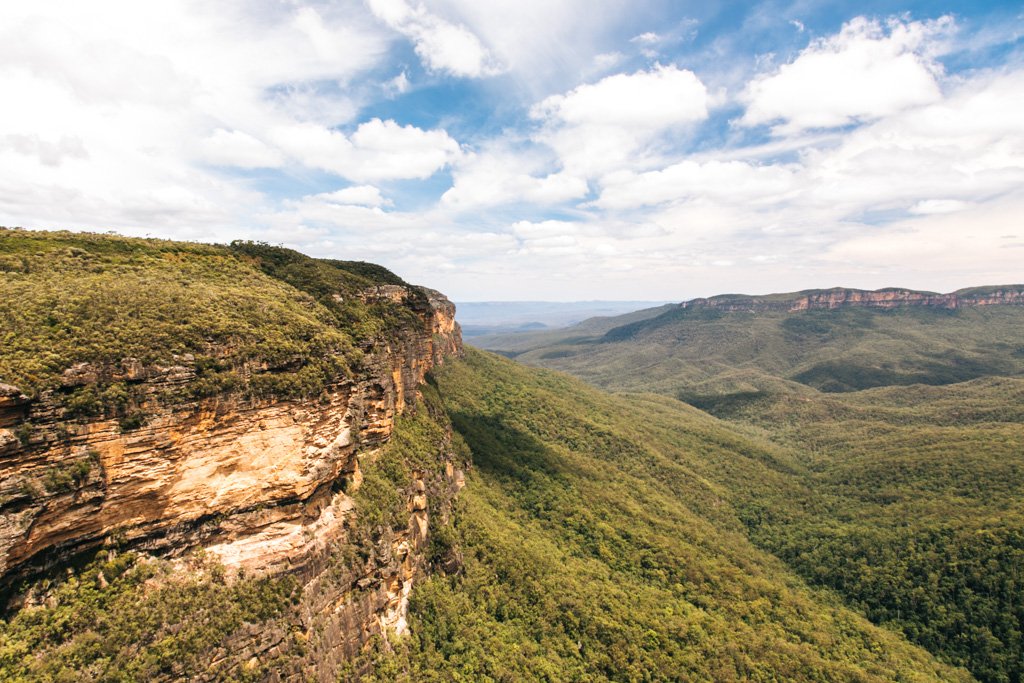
{"left": 679, "top": 285, "right": 1024, "bottom": 313}
{"left": 0, "top": 280, "right": 463, "bottom": 680}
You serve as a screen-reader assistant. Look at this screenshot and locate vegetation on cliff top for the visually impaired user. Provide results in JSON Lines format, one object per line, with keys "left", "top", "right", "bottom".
{"left": 0, "top": 228, "right": 423, "bottom": 409}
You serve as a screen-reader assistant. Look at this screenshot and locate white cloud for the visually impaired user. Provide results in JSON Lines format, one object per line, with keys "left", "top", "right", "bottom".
{"left": 533, "top": 64, "right": 708, "bottom": 129}
{"left": 384, "top": 71, "right": 411, "bottom": 97}
{"left": 0, "top": 1, "right": 390, "bottom": 232}
{"left": 595, "top": 160, "right": 797, "bottom": 209}
{"left": 313, "top": 185, "right": 392, "bottom": 208}
{"left": 350, "top": 118, "right": 462, "bottom": 179}
{"left": 442, "top": 146, "right": 587, "bottom": 208}
{"left": 593, "top": 52, "right": 625, "bottom": 70}
{"left": 742, "top": 16, "right": 951, "bottom": 133}
{"left": 798, "top": 70, "right": 1024, "bottom": 215}
{"left": 199, "top": 129, "right": 284, "bottom": 169}
{"left": 511, "top": 220, "right": 582, "bottom": 256}
{"left": 366, "top": 0, "right": 501, "bottom": 77}
{"left": 423, "top": 0, "right": 635, "bottom": 94}
{"left": 825, "top": 192, "right": 1024, "bottom": 279}
{"left": 271, "top": 118, "right": 460, "bottom": 181}
{"left": 0, "top": 134, "right": 88, "bottom": 167}
{"left": 909, "top": 199, "right": 970, "bottom": 215}
{"left": 531, "top": 64, "right": 709, "bottom": 177}
{"left": 631, "top": 32, "right": 660, "bottom": 44}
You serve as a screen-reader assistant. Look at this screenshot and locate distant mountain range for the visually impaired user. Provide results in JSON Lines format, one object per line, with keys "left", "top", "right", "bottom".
{"left": 455, "top": 300, "right": 670, "bottom": 337}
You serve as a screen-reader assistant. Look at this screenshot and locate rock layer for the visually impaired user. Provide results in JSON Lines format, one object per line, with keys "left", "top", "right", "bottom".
{"left": 679, "top": 285, "right": 1024, "bottom": 313}
{"left": 0, "top": 283, "right": 463, "bottom": 680}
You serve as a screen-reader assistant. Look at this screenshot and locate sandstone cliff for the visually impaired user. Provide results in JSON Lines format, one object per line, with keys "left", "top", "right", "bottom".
{"left": 0, "top": 266, "right": 464, "bottom": 680}
{"left": 679, "top": 285, "right": 1024, "bottom": 313}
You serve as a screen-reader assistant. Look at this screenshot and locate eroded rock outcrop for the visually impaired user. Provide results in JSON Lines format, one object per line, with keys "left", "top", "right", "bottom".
{"left": 679, "top": 285, "right": 1024, "bottom": 313}
{"left": 0, "top": 283, "right": 464, "bottom": 681}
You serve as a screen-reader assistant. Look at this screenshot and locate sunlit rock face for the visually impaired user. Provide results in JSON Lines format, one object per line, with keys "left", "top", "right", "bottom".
{"left": 678, "top": 285, "right": 1024, "bottom": 313}
{"left": 0, "top": 283, "right": 464, "bottom": 681}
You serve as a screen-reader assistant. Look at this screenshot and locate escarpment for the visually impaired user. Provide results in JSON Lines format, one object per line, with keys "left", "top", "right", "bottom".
{"left": 0, "top": 230, "right": 465, "bottom": 680}
{"left": 679, "top": 285, "right": 1024, "bottom": 312}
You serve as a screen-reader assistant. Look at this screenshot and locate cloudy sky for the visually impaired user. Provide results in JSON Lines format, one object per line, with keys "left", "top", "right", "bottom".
{"left": 1, "top": 1, "right": 1022, "bottom": 300}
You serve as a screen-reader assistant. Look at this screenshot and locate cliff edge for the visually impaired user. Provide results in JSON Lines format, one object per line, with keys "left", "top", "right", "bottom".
{"left": 0, "top": 228, "right": 464, "bottom": 680}
{"left": 679, "top": 285, "right": 1024, "bottom": 312}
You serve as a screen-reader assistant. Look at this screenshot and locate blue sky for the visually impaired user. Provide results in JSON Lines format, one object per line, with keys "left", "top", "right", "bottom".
{"left": 0, "top": 1, "right": 1022, "bottom": 300}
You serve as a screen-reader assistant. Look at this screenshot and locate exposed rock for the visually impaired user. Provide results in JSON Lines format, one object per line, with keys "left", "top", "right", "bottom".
{"left": 0, "top": 384, "right": 30, "bottom": 429}
{"left": 0, "top": 384, "right": 24, "bottom": 399}
{"left": 59, "top": 363, "right": 101, "bottom": 388}
{"left": 0, "top": 284, "right": 465, "bottom": 681}
{"left": 679, "top": 285, "right": 1024, "bottom": 313}
{"left": 357, "top": 285, "right": 408, "bottom": 305}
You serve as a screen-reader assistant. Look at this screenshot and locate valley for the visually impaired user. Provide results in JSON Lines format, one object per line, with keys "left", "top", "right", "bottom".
{"left": 479, "top": 290, "right": 1024, "bottom": 682}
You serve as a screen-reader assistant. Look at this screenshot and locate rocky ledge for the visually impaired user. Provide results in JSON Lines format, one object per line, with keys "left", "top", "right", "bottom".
{"left": 0, "top": 282, "right": 464, "bottom": 681}
{"left": 679, "top": 285, "right": 1024, "bottom": 313}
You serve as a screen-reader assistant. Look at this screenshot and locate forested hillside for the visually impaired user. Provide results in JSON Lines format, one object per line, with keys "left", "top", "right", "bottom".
{"left": 353, "top": 350, "right": 970, "bottom": 681}
{"left": 478, "top": 295, "right": 1024, "bottom": 682}
{"left": 481, "top": 297, "right": 1024, "bottom": 396}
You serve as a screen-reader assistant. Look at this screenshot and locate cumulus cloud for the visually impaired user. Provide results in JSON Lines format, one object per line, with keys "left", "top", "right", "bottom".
{"left": 383, "top": 71, "right": 411, "bottom": 97}
{"left": 909, "top": 199, "right": 969, "bottom": 215}
{"left": 531, "top": 64, "right": 709, "bottom": 177}
{"left": 742, "top": 16, "right": 951, "bottom": 133}
{"left": 1, "top": 134, "right": 88, "bottom": 167}
{"left": 199, "top": 130, "right": 284, "bottom": 169}
{"left": 825, "top": 192, "right": 1024, "bottom": 278}
{"left": 595, "top": 160, "right": 797, "bottom": 209}
{"left": 631, "top": 32, "right": 660, "bottom": 44}
{"left": 271, "top": 118, "right": 460, "bottom": 181}
{"left": 442, "top": 146, "right": 588, "bottom": 209}
{"left": 593, "top": 52, "right": 625, "bottom": 70}
{"left": 419, "top": 0, "right": 636, "bottom": 94}
{"left": 0, "top": 1, "right": 391, "bottom": 232}
{"left": 366, "top": 0, "right": 502, "bottom": 77}
{"left": 349, "top": 118, "right": 462, "bottom": 179}
{"left": 533, "top": 64, "right": 708, "bottom": 129}
{"left": 511, "top": 219, "right": 584, "bottom": 256}
{"left": 798, "top": 69, "right": 1024, "bottom": 215}
{"left": 555, "top": 63, "right": 1024, "bottom": 298}
{"left": 312, "top": 185, "right": 392, "bottom": 208}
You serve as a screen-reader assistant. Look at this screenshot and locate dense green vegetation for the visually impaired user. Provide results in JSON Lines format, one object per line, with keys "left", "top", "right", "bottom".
{"left": 0, "top": 228, "right": 420, "bottom": 414}
{"left": 353, "top": 382, "right": 468, "bottom": 536}
{"left": 0, "top": 552, "right": 297, "bottom": 682}
{"left": 479, "top": 298, "right": 1024, "bottom": 682}
{"left": 725, "top": 379, "right": 1024, "bottom": 683}
{"left": 353, "top": 350, "right": 970, "bottom": 682}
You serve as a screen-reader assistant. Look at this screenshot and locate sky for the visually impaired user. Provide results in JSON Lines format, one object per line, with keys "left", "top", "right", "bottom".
{"left": 1, "top": 1, "right": 1022, "bottom": 301}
